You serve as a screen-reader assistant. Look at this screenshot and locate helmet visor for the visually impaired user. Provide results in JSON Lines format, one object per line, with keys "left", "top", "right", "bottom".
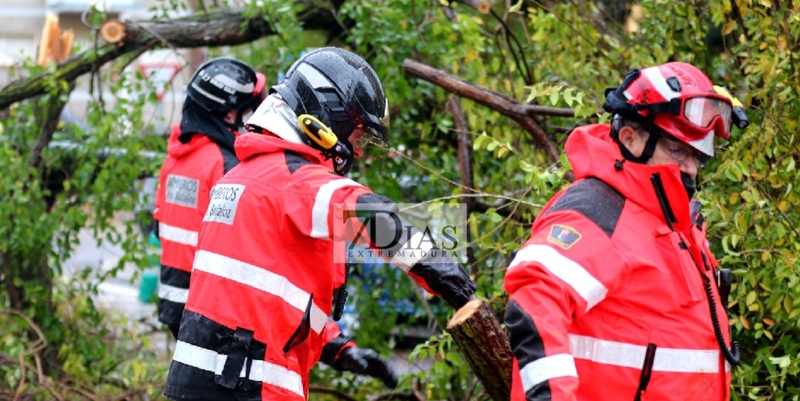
{"left": 362, "top": 125, "right": 388, "bottom": 147}
{"left": 684, "top": 96, "right": 733, "bottom": 137}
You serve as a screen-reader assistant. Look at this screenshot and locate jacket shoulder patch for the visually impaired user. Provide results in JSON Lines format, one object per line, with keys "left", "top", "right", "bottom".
{"left": 203, "top": 183, "right": 246, "bottom": 225}
{"left": 166, "top": 174, "right": 199, "bottom": 208}
{"left": 547, "top": 224, "right": 581, "bottom": 249}
{"left": 546, "top": 178, "right": 625, "bottom": 238}
{"left": 285, "top": 151, "right": 312, "bottom": 174}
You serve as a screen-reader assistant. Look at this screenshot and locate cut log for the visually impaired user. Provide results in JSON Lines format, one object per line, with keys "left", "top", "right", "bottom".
{"left": 447, "top": 299, "right": 512, "bottom": 401}
{"left": 457, "top": 0, "right": 492, "bottom": 14}
{"left": 99, "top": 19, "right": 126, "bottom": 45}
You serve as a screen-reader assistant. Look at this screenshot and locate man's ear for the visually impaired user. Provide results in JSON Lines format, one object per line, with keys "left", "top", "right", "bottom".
{"left": 617, "top": 125, "right": 636, "bottom": 148}
{"left": 616, "top": 125, "right": 648, "bottom": 158}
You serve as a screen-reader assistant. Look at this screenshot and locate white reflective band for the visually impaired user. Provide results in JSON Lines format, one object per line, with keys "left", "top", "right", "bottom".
{"left": 296, "top": 63, "right": 333, "bottom": 89}
{"left": 159, "top": 223, "right": 198, "bottom": 247}
{"left": 520, "top": 353, "right": 577, "bottom": 392}
{"left": 191, "top": 82, "right": 226, "bottom": 104}
{"left": 213, "top": 73, "right": 255, "bottom": 95}
{"left": 688, "top": 132, "right": 715, "bottom": 157}
{"left": 570, "top": 334, "right": 724, "bottom": 373}
{"left": 508, "top": 244, "right": 607, "bottom": 311}
{"left": 193, "top": 250, "right": 328, "bottom": 334}
{"left": 642, "top": 66, "right": 680, "bottom": 100}
{"left": 390, "top": 231, "right": 434, "bottom": 272}
{"left": 172, "top": 341, "right": 304, "bottom": 397}
{"left": 158, "top": 283, "right": 189, "bottom": 303}
{"left": 310, "top": 179, "right": 362, "bottom": 240}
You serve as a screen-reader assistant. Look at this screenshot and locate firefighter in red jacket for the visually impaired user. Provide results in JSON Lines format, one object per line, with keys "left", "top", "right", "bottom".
{"left": 504, "top": 62, "right": 744, "bottom": 400}
{"left": 164, "top": 47, "right": 476, "bottom": 400}
{"left": 155, "top": 55, "right": 397, "bottom": 391}
{"left": 154, "top": 57, "right": 266, "bottom": 338}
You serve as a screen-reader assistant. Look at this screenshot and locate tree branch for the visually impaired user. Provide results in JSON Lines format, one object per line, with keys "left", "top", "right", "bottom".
{"left": 402, "top": 58, "right": 561, "bottom": 163}
{"left": 446, "top": 96, "right": 478, "bottom": 271}
{"left": 1, "top": 5, "right": 346, "bottom": 110}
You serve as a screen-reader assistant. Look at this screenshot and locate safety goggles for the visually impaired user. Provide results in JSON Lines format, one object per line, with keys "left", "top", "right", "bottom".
{"left": 683, "top": 96, "right": 733, "bottom": 139}
{"left": 649, "top": 94, "right": 734, "bottom": 140}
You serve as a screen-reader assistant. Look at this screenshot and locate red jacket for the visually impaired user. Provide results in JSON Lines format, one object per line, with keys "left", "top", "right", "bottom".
{"left": 153, "top": 124, "right": 238, "bottom": 328}
{"left": 164, "top": 133, "right": 464, "bottom": 401}
{"left": 504, "top": 124, "right": 731, "bottom": 400}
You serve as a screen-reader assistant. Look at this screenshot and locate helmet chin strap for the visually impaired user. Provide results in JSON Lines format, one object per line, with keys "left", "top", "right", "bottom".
{"left": 613, "top": 124, "right": 699, "bottom": 199}
{"left": 616, "top": 129, "right": 661, "bottom": 164}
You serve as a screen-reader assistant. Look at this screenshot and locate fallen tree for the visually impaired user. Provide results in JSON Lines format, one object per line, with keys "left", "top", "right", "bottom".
{"left": 0, "top": 5, "right": 346, "bottom": 110}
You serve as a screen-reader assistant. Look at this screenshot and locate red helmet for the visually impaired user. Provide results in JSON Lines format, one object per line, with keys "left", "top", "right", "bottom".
{"left": 603, "top": 62, "right": 733, "bottom": 158}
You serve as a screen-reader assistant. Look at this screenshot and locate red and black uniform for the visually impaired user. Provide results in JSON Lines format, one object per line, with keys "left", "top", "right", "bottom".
{"left": 164, "top": 132, "right": 472, "bottom": 400}
{"left": 504, "top": 124, "right": 731, "bottom": 400}
{"left": 154, "top": 123, "right": 239, "bottom": 335}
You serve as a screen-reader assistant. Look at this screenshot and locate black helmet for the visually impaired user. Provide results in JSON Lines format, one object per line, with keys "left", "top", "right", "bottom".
{"left": 270, "top": 47, "right": 390, "bottom": 148}
{"left": 187, "top": 57, "right": 260, "bottom": 115}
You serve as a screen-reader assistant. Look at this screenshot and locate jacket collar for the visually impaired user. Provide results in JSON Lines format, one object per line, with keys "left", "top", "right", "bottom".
{"left": 565, "top": 124, "right": 692, "bottom": 234}
{"left": 167, "top": 124, "right": 213, "bottom": 158}
{"left": 234, "top": 132, "right": 327, "bottom": 165}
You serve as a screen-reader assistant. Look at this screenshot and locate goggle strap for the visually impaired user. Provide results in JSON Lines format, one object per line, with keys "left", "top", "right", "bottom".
{"left": 640, "top": 98, "right": 682, "bottom": 116}
{"left": 615, "top": 127, "right": 661, "bottom": 165}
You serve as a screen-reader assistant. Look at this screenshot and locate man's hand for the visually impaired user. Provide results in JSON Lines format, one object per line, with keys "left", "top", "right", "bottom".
{"left": 332, "top": 347, "right": 398, "bottom": 389}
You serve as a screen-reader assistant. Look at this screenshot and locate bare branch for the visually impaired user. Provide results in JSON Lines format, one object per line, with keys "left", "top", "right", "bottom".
{"left": 403, "top": 58, "right": 561, "bottom": 163}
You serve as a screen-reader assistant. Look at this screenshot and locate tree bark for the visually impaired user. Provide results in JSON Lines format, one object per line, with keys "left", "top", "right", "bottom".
{"left": 447, "top": 299, "right": 513, "bottom": 401}
{"left": 0, "top": 5, "right": 345, "bottom": 110}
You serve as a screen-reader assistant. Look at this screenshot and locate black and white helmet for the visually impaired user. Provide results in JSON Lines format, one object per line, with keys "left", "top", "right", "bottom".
{"left": 253, "top": 47, "right": 390, "bottom": 148}
{"left": 186, "top": 57, "right": 260, "bottom": 115}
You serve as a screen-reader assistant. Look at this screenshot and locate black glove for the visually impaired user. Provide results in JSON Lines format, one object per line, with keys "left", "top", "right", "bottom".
{"left": 332, "top": 347, "right": 398, "bottom": 389}
{"left": 410, "top": 257, "right": 477, "bottom": 309}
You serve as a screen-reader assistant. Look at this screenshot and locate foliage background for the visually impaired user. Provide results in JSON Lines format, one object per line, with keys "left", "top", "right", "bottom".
{"left": 1, "top": 0, "right": 798, "bottom": 399}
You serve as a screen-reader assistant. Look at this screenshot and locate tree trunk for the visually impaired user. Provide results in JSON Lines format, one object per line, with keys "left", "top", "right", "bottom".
{"left": 447, "top": 299, "right": 513, "bottom": 401}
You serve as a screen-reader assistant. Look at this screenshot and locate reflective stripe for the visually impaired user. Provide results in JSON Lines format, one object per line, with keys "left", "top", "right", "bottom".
{"left": 172, "top": 340, "right": 304, "bottom": 397}
{"left": 158, "top": 282, "right": 189, "bottom": 303}
{"left": 159, "top": 223, "right": 198, "bottom": 247}
{"left": 193, "top": 250, "right": 328, "bottom": 334}
{"left": 297, "top": 63, "right": 334, "bottom": 89}
{"left": 642, "top": 66, "right": 680, "bottom": 100}
{"left": 389, "top": 231, "right": 434, "bottom": 272}
{"left": 570, "top": 334, "right": 724, "bottom": 373}
{"left": 309, "top": 179, "right": 362, "bottom": 239}
{"left": 213, "top": 74, "right": 254, "bottom": 95}
{"left": 508, "top": 244, "right": 607, "bottom": 311}
{"left": 191, "top": 82, "right": 226, "bottom": 104}
{"left": 520, "top": 353, "right": 577, "bottom": 392}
